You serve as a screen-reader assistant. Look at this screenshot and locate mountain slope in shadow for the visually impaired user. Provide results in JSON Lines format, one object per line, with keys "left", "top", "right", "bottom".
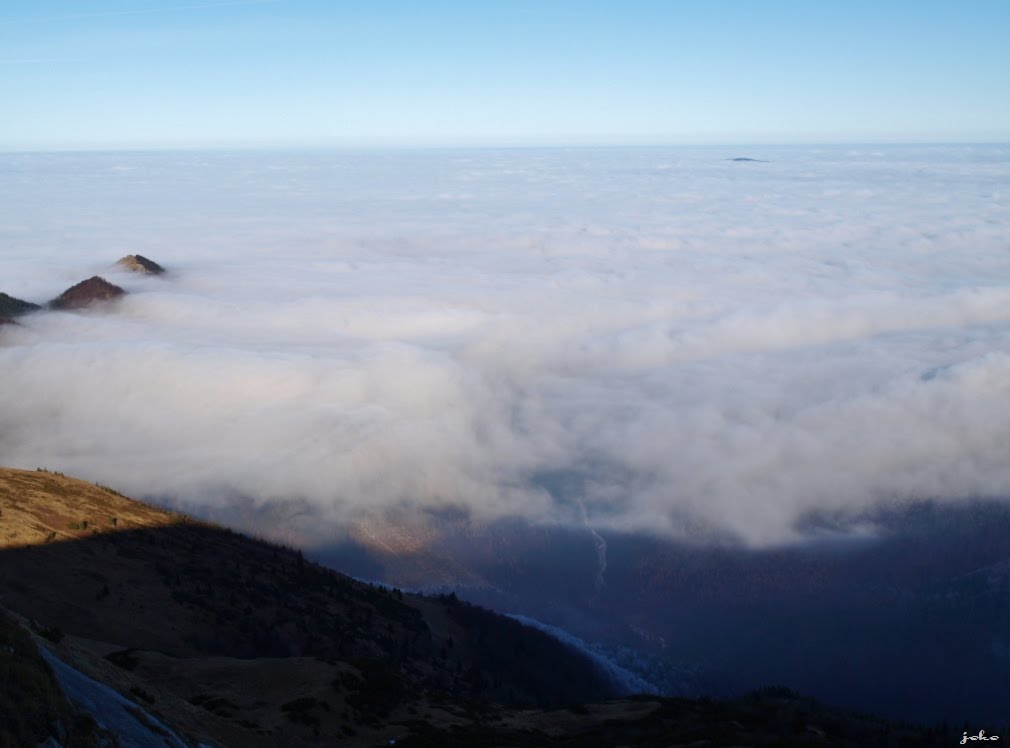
{"left": 0, "top": 467, "right": 967, "bottom": 746}
{"left": 0, "top": 467, "right": 616, "bottom": 746}
{"left": 316, "top": 499, "right": 1010, "bottom": 726}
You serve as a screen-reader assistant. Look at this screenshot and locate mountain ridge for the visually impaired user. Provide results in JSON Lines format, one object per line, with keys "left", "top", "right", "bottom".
{"left": 0, "top": 467, "right": 965, "bottom": 746}
{"left": 0, "top": 467, "right": 619, "bottom": 746}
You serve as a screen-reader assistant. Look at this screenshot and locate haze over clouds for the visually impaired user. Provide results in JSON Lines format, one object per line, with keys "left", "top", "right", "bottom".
{"left": 2, "top": 146, "right": 1009, "bottom": 545}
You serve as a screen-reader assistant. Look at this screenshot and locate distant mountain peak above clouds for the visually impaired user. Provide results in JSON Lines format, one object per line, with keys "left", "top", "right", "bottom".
{"left": 116, "top": 254, "right": 165, "bottom": 275}
{"left": 49, "top": 276, "right": 126, "bottom": 310}
{"left": 0, "top": 291, "right": 41, "bottom": 318}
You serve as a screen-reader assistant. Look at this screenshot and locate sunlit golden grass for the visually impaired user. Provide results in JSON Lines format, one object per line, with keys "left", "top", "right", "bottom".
{"left": 0, "top": 467, "right": 184, "bottom": 549}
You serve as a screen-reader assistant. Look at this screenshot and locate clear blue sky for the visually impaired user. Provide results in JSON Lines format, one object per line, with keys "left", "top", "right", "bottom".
{"left": 2, "top": 0, "right": 1008, "bottom": 149}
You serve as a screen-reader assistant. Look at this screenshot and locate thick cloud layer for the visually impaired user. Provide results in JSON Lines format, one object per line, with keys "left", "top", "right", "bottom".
{"left": 1, "top": 146, "right": 1008, "bottom": 544}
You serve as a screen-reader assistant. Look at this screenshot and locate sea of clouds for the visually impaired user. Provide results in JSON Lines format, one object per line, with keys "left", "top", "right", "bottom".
{"left": 1, "top": 145, "right": 1008, "bottom": 545}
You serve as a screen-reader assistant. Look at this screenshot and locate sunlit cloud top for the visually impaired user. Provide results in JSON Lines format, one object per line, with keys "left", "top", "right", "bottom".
{"left": 2, "top": 145, "right": 1009, "bottom": 545}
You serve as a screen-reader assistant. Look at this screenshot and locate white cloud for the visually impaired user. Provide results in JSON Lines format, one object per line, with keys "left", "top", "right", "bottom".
{"left": 2, "top": 146, "right": 1009, "bottom": 545}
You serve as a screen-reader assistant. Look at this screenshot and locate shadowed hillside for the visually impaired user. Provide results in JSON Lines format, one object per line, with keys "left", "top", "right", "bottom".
{"left": 318, "top": 501, "right": 1010, "bottom": 725}
{"left": 0, "top": 468, "right": 617, "bottom": 746}
{"left": 0, "top": 468, "right": 973, "bottom": 746}
{"left": 0, "top": 609, "right": 117, "bottom": 748}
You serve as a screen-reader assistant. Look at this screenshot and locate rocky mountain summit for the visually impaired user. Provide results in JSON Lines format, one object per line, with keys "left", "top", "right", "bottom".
{"left": 116, "top": 254, "right": 165, "bottom": 274}
{"left": 49, "top": 276, "right": 127, "bottom": 310}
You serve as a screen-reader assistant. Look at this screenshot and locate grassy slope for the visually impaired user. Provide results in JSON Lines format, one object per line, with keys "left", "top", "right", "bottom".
{"left": 0, "top": 467, "right": 964, "bottom": 747}
{"left": 0, "top": 467, "right": 615, "bottom": 747}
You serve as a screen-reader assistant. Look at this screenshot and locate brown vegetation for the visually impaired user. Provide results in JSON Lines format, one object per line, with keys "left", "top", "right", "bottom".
{"left": 0, "top": 468, "right": 615, "bottom": 746}
{"left": 48, "top": 277, "right": 126, "bottom": 310}
{"left": 0, "top": 467, "right": 965, "bottom": 746}
{"left": 116, "top": 255, "right": 165, "bottom": 275}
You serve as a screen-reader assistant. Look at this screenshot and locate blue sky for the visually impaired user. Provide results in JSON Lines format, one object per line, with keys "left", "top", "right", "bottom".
{"left": 2, "top": 0, "right": 1008, "bottom": 149}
